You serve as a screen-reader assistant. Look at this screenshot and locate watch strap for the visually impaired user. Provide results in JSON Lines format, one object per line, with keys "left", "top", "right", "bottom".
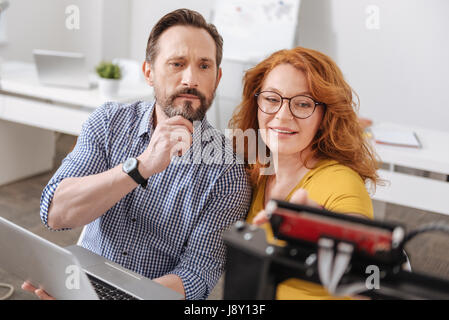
{"left": 125, "top": 159, "right": 147, "bottom": 188}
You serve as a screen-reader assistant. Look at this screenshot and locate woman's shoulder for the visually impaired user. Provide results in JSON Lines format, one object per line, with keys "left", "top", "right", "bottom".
{"left": 306, "top": 159, "right": 363, "bottom": 185}
{"left": 302, "top": 159, "right": 373, "bottom": 218}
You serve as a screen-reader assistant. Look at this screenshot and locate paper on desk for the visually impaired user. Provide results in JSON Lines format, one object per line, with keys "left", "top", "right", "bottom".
{"left": 370, "top": 127, "right": 422, "bottom": 148}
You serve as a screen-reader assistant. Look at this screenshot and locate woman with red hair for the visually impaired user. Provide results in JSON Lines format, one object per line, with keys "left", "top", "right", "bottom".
{"left": 229, "top": 46, "right": 380, "bottom": 299}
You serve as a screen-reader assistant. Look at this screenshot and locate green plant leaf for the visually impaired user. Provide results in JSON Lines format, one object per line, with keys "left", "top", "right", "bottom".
{"left": 95, "top": 61, "right": 121, "bottom": 79}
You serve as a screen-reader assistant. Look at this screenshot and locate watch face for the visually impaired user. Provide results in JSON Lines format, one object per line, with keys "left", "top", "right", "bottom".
{"left": 123, "top": 158, "right": 137, "bottom": 174}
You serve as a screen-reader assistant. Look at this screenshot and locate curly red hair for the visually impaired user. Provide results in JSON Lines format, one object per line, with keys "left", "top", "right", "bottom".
{"left": 229, "top": 47, "right": 380, "bottom": 188}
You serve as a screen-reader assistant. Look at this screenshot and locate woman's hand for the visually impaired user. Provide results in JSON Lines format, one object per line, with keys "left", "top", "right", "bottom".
{"left": 253, "top": 188, "right": 321, "bottom": 225}
{"left": 21, "top": 281, "right": 55, "bottom": 300}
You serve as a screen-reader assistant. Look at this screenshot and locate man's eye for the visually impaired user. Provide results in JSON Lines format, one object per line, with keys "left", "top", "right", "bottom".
{"left": 200, "top": 64, "right": 210, "bottom": 70}
{"left": 171, "top": 62, "right": 183, "bottom": 68}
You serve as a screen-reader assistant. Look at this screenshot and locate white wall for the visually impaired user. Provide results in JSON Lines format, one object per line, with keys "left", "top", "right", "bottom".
{"left": 0, "top": 0, "right": 128, "bottom": 70}
{"left": 101, "top": 0, "right": 131, "bottom": 61}
{"left": 1, "top": 0, "right": 65, "bottom": 61}
{"left": 297, "top": 0, "right": 449, "bottom": 132}
{"left": 2, "top": 0, "right": 448, "bottom": 132}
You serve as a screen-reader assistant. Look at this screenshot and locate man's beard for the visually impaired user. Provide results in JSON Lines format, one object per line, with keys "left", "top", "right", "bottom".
{"left": 156, "top": 87, "right": 214, "bottom": 122}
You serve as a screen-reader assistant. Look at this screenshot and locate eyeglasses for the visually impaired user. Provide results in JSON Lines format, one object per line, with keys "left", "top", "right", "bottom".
{"left": 255, "top": 91, "right": 326, "bottom": 119}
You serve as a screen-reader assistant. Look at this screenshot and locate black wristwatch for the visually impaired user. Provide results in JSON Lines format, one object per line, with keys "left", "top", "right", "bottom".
{"left": 122, "top": 157, "right": 147, "bottom": 188}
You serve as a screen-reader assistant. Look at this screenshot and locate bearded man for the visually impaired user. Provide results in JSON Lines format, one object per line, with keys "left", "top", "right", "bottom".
{"left": 24, "top": 9, "right": 251, "bottom": 300}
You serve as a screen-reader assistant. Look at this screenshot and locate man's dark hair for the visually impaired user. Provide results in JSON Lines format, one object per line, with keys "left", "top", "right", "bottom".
{"left": 146, "top": 8, "right": 223, "bottom": 68}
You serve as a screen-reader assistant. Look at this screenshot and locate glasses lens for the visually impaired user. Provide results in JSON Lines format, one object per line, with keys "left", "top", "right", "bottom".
{"left": 257, "top": 92, "right": 282, "bottom": 114}
{"left": 290, "top": 96, "right": 315, "bottom": 118}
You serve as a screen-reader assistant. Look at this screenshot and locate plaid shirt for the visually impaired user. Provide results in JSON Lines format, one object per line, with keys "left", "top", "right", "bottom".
{"left": 40, "top": 101, "right": 252, "bottom": 300}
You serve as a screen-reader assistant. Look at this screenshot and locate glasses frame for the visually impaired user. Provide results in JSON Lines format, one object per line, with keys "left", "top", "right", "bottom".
{"left": 255, "top": 91, "right": 326, "bottom": 119}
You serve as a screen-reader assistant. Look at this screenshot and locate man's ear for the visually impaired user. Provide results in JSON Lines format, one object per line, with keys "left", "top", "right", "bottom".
{"left": 142, "top": 61, "right": 154, "bottom": 86}
{"left": 215, "top": 67, "right": 222, "bottom": 90}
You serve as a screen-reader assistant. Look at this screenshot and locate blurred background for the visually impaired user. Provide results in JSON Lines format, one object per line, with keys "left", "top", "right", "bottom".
{"left": 1, "top": 0, "right": 449, "bottom": 300}
{"left": 1, "top": 0, "right": 449, "bottom": 131}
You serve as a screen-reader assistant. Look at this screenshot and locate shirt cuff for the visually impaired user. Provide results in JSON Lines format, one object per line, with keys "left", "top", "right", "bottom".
{"left": 170, "top": 267, "right": 208, "bottom": 300}
{"left": 40, "top": 181, "right": 71, "bottom": 231}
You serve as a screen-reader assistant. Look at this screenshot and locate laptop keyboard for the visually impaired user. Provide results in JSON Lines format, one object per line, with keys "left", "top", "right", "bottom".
{"left": 87, "top": 274, "right": 138, "bottom": 300}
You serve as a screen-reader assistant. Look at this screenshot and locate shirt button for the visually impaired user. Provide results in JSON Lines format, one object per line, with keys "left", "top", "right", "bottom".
{"left": 131, "top": 218, "right": 137, "bottom": 222}
{"left": 123, "top": 251, "right": 128, "bottom": 256}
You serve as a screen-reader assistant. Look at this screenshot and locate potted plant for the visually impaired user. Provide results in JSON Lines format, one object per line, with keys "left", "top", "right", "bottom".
{"left": 96, "top": 61, "right": 121, "bottom": 98}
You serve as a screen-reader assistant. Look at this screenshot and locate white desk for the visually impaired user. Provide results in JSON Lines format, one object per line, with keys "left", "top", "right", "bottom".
{"left": 0, "top": 61, "right": 153, "bottom": 185}
{"left": 371, "top": 122, "right": 449, "bottom": 216}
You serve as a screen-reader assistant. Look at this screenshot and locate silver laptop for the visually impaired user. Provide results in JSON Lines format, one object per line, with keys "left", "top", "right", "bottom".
{"left": 33, "top": 49, "right": 93, "bottom": 89}
{"left": 0, "top": 216, "right": 183, "bottom": 300}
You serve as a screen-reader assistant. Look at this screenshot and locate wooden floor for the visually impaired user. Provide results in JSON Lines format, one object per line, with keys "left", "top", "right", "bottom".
{"left": 1, "top": 133, "right": 449, "bottom": 300}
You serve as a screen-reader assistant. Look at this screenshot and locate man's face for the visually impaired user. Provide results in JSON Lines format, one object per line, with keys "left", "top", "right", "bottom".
{"left": 144, "top": 25, "right": 222, "bottom": 122}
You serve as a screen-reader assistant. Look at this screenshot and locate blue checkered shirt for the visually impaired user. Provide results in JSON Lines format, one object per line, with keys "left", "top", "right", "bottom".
{"left": 40, "top": 101, "right": 252, "bottom": 300}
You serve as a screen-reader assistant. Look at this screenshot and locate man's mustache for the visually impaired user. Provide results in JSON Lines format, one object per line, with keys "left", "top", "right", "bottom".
{"left": 172, "top": 88, "right": 206, "bottom": 101}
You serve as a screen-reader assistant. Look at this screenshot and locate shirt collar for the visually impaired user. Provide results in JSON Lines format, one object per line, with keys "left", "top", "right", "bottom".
{"left": 137, "top": 101, "right": 156, "bottom": 138}
{"left": 192, "top": 115, "right": 208, "bottom": 143}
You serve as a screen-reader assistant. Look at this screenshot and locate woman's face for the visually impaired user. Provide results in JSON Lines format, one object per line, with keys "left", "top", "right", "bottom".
{"left": 257, "top": 63, "right": 324, "bottom": 158}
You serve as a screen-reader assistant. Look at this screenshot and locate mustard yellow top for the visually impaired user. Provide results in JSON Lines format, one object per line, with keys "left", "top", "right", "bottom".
{"left": 246, "top": 159, "right": 373, "bottom": 300}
